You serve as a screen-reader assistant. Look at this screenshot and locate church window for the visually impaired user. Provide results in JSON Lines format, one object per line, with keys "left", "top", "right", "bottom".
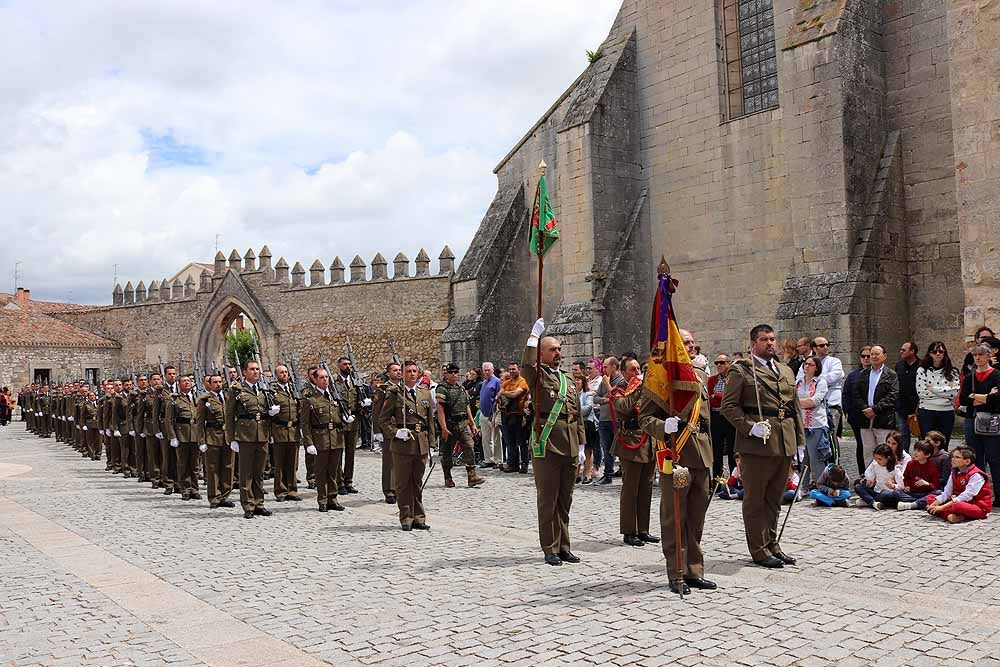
{"left": 720, "top": 0, "right": 778, "bottom": 119}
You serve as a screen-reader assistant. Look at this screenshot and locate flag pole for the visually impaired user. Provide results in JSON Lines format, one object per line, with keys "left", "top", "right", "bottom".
{"left": 533, "top": 161, "right": 546, "bottom": 444}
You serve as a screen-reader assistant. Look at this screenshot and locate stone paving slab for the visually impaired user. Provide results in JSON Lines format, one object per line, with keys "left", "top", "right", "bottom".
{"left": 1, "top": 422, "right": 999, "bottom": 667}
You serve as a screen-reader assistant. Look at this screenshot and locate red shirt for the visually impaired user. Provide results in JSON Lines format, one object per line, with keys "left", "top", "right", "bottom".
{"left": 903, "top": 459, "right": 939, "bottom": 491}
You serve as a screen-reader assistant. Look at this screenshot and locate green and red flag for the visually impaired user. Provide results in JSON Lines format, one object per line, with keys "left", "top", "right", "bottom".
{"left": 529, "top": 171, "right": 559, "bottom": 256}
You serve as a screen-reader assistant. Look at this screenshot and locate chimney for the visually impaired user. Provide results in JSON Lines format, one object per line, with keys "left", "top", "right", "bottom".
{"left": 15, "top": 287, "right": 30, "bottom": 304}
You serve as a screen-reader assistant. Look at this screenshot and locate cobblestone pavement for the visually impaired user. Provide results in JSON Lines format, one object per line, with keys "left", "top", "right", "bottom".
{"left": 1, "top": 422, "right": 998, "bottom": 667}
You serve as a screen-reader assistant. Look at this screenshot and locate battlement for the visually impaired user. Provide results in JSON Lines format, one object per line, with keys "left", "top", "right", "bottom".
{"left": 111, "top": 245, "right": 456, "bottom": 305}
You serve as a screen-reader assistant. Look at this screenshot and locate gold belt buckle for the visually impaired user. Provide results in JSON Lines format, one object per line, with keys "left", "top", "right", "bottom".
{"left": 327, "top": 423, "right": 334, "bottom": 431}
{"left": 255, "top": 414, "right": 261, "bottom": 422}
{"left": 413, "top": 423, "right": 423, "bottom": 433}
{"left": 777, "top": 408, "right": 785, "bottom": 420}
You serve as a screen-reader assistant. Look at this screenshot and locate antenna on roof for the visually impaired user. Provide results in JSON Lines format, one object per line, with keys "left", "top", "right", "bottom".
{"left": 113, "top": 263, "right": 118, "bottom": 288}
{"left": 215, "top": 234, "right": 222, "bottom": 252}
{"left": 12, "top": 260, "right": 21, "bottom": 292}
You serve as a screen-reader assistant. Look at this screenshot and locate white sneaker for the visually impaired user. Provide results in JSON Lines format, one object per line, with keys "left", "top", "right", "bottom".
{"left": 897, "top": 502, "right": 914, "bottom": 511}
{"left": 848, "top": 497, "right": 861, "bottom": 508}
{"left": 872, "top": 501, "right": 883, "bottom": 511}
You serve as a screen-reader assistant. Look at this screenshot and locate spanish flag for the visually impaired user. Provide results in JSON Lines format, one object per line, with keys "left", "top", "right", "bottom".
{"left": 642, "top": 264, "right": 701, "bottom": 464}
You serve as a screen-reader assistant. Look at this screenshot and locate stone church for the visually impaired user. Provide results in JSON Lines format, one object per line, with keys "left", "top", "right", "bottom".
{"left": 4, "top": 0, "right": 996, "bottom": 387}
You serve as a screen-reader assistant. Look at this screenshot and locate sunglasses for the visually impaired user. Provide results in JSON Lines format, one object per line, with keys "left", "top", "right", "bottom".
{"left": 931, "top": 349, "right": 945, "bottom": 354}
{"left": 714, "top": 361, "right": 728, "bottom": 366}
{"left": 860, "top": 354, "right": 871, "bottom": 359}
{"left": 815, "top": 343, "right": 829, "bottom": 347}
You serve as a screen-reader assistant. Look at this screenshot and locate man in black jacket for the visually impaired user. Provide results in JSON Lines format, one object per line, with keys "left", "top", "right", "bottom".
{"left": 895, "top": 341, "right": 920, "bottom": 452}
{"left": 852, "top": 345, "right": 898, "bottom": 472}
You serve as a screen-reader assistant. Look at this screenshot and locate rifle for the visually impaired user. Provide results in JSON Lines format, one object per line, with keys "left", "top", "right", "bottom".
{"left": 345, "top": 336, "right": 362, "bottom": 384}
{"left": 157, "top": 355, "right": 166, "bottom": 382}
{"left": 287, "top": 352, "right": 303, "bottom": 400}
{"left": 319, "top": 358, "right": 351, "bottom": 417}
{"left": 178, "top": 353, "right": 186, "bottom": 382}
{"left": 233, "top": 349, "right": 245, "bottom": 384}
{"left": 388, "top": 340, "right": 401, "bottom": 368}
{"left": 194, "top": 354, "right": 205, "bottom": 393}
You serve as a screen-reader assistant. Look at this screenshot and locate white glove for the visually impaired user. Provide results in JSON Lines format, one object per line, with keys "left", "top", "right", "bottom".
{"left": 362, "top": 398, "right": 372, "bottom": 407}
{"left": 306, "top": 445, "right": 318, "bottom": 456}
{"left": 750, "top": 421, "right": 772, "bottom": 439}
{"left": 344, "top": 415, "right": 355, "bottom": 424}
{"left": 374, "top": 433, "right": 384, "bottom": 443}
{"left": 129, "top": 431, "right": 135, "bottom": 436}
{"left": 663, "top": 417, "right": 680, "bottom": 435}
{"left": 60, "top": 416, "right": 65, "bottom": 421}
{"left": 230, "top": 441, "right": 240, "bottom": 452}
{"left": 156, "top": 432, "right": 163, "bottom": 439}
{"left": 83, "top": 426, "right": 88, "bottom": 431}
{"left": 531, "top": 318, "right": 545, "bottom": 338}
{"left": 170, "top": 438, "right": 179, "bottom": 448}
{"left": 395, "top": 428, "right": 411, "bottom": 441}
{"left": 114, "top": 430, "right": 121, "bottom": 437}
{"left": 199, "top": 444, "right": 208, "bottom": 453}
{"left": 69, "top": 417, "right": 74, "bottom": 422}
{"left": 268, "top": 405, "right": 280, "bottom": 416}
{"left": 105, "top": 429, "right": 111, "bottom": 437}
{"left": 140, "top": 433, "right": 146, "bottom": 438}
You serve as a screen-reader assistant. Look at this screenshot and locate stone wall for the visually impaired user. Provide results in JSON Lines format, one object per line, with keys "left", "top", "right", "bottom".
{"left": 948, "top": 0, "right": 1000, "bottom": 335}
{"left": 54, "top": 250, "right": 453, "bottom": 377}
{"left": 0, "top": 347, "right": 119, "bottom": 389}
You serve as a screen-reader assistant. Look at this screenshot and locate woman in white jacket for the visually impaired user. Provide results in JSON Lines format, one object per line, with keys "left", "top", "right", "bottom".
{"left": 916, "top": 341, "right": 960, "bottom": 446}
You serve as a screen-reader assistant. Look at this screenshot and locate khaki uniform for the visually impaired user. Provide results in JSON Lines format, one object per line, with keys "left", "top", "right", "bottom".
{"left": 720, "top": 358, "right": 804, "bottom": 562}
{"left": 301, "top": 388, "right": 345, "bottom": 507}
{"left": 142, "top": 388, "right": 162, "bottom": 485}
{"left": 82, "top": 399, "right": 101, "bottom": 459}
{"left": 224, "top": 381, "right": 273, "bottom": 512}
{"left": 129, "top": 389, "right": 145, "bottom": 479}
{"left": 612, "top": 387, "right": 656, "bottom": 537}
{"left": 270, "top": 383, "right": 301, "bottom": 500}
{"left": 436, "top": 381, "right": 485, "bottom": 487}
{"left": 373, "top": 384, "right": 394, "bottom": 499}
{"left": 197, "top": 391, "right": 234, "bottom": 506}
{"left": 104, "top": 393, "right": 123, "bottom": 472}
{"left": 166, "top": 390, "right": 203, "bottom": 497}
{"left": 639, "top": 369, "right": 713, "bottom": 581}
{"left": 301, "top": 384, "right": 317, "bottom": 487}
{"left": 521, "top": 346, "right": 586, "bottom": 556}
{"left": 334, "top": 373, "right": 360, "bottom": 491}
{"left": 116, "top": 392, "right": 133, "bottom": 476}
{"left": 157, "top": 384, "right": 181, "bottom": 493}
{"left": 378, "top": 383, "right": 436, "bottom": 527}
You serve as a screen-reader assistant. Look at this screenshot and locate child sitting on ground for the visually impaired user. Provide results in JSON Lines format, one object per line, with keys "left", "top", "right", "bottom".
{"left": 913, "top": 447, "right": 992, "bottom": 522}
{"left": 894, "top": 440, "right": 940, "bottom": 510}
{"left": 885, "top": 430, "right": 911, "bottom": 473}
{"left": 781, "top": 466, "right": 800, "bottom": 504}
{"left": 718, "top": 453, "right": 744, "bottom": 500}
{"left": 925, "top": 430, "right": 951, "bottom": 486}
{"left": 809, "top": 464, "right": 852, "bottom": 507}
{"left": 853, "top": 443, "right": 903, "bottom": 509}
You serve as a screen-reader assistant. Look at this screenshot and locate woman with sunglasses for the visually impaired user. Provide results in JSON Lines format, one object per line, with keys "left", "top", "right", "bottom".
{"left": 916, "top": 342, "right": 960, "bottom": 447}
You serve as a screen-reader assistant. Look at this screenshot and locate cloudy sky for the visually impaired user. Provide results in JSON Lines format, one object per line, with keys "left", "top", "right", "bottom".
{"left": 0, "top": 0, "right": 621, "bottom": 304}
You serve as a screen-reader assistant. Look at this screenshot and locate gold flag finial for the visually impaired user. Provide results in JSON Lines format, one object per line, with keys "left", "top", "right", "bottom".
{"left": 657, "top": 256, "right": 670, "bottom": 275}
{"left": 538, "top": 160, "right": 547, "bottom": 175}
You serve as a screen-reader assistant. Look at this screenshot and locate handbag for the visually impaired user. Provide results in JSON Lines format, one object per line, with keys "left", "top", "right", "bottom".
{"left": 972, "top": 372, "right": 1000, "bottom": 436}
{"left": 906, "top": 413, "right": 921, "bottom": 437}
{"left": 975, "top": 411, "right": 1000, "bottom": 436}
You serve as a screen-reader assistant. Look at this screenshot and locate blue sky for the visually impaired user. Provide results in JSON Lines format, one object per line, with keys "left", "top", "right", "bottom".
{"left": 0, "top": 0, "right": 621, "bottom": 304}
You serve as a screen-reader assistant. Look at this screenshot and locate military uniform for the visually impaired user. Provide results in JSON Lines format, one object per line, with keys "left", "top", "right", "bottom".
{"left": 129, "top": 387, "right": 146, "bottom": 480}
{"left": 334, "top": 372, "right": 360, "bottom": 493}
{"left": 612, "top": 384, "right": 657, "bottom": 542}
{"left": 225, "top": 380, "right": 273, "bottom": 514}
{"left": 639, "top": 368, "right": 713, "bottom": 581}
{"left": 197, "top": 390, "right": 235, "bottom": 507}
{"left": 157, "top": 383, "right": 181, "bottom": 494}
{"left": 378, "top": 382, "right": 436, "bottom": 529}
{"left": 521, "top": 345, "right": 586, "bottom": 558}
{"left": 301, "top": 386, "right": 345, "bottom": 510}
{"left": 74, "top": 392, "right": 87, "bottom": 455}
{"left": 720, "top": 357, "right": 804, "bottom": 563}
{"left": 373, "top": 382, "right": 395, "bottom": 502}
{"left": 435, "top": 372, "right": 485, "bottom": 488}
{"left": 115, "top": 391, "right": 132, "bottom": 476}
{"left": 82, "top": 398, "right": 101, "bottom": 459}
{"left": 142, "top": 387, "right": 162, "bottom": 486}
{"left": 270, "top": 382, "right": 302, "bottom": 501}
{"left": 166, "top": 389, "right": 202, "bottom": 499}
{"left": 300, "top": 383, "right": 317, "bottom": 488}
{"left": 104, "top": 392, "right": 122, "bottom": 472}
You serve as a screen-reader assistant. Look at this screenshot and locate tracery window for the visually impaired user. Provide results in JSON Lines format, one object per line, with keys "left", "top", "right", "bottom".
{"left": 721, "top": 0, "right": 778, "bottom": 119}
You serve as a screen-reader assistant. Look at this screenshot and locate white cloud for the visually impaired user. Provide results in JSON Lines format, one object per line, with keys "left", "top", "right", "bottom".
{"left": 0, "top": 0, "right": 621, "bottom": 303}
